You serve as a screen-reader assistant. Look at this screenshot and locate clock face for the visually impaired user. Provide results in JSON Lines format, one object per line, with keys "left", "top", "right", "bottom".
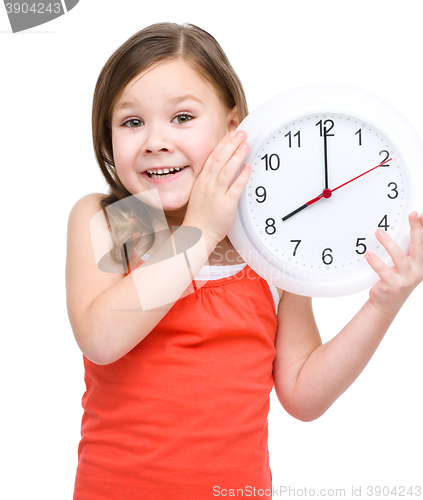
{"left": 247, "top": 112, "right": 410, "bottom": 284}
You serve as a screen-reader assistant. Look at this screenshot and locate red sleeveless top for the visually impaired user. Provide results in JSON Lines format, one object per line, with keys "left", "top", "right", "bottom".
{"left": 73, "top": 262, "right": 278, "bottom": 499}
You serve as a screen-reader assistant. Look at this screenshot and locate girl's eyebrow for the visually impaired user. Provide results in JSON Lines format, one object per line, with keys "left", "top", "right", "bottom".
{"left": 170, "top": 94, "right": 204, "bottom": 106}
{"left": 115, "top": 94, "right": 204, "bottom": 113}
{"left": 115, "top": 100, "right": 139, "bottom": 111}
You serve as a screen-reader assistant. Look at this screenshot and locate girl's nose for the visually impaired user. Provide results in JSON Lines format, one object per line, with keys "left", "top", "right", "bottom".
{"left": 143, "top": 128, "right": 173, "bottom": 154}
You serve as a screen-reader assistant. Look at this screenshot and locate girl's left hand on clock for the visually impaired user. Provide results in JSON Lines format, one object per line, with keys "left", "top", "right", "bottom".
{"left": 365, "top": 211, "right": 423, "bottom": 313}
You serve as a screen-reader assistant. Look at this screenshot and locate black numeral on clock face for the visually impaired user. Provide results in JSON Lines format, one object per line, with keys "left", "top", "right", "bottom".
{"left": 316, "top": 119, "right": 335, "bottom": 136}
{"left": 379, "top": 150, "right": 391, "bottom": 166}
{"left": 265, "top": 218, "right": 276, "bottom": 235}
{"left": 387, "top": 182, "right": 398, "bottom": 199}
{"left": 285, "top": 130, "right": 301, "bottom": 148}
{"left": 322, "top": 248, "right": 333, "bottom": 265}
{"left": 355, "top": 238, "right": 367, "bottom": 254}
{"left": 378, "top": 215, "right": 389, "bottom": 231}
{"left": 255, "top": 186, "right": 266, "bottom": 203}
{"left": 290, "top": 240, "right": 301, "bottom": 256}
{"left": 261, "top": 154, "right": 280, "bottom": 171}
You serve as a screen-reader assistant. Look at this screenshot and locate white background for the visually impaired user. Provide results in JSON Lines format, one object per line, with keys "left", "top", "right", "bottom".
{"left": 1, "top": 0, "right": 422, "bottom": 498}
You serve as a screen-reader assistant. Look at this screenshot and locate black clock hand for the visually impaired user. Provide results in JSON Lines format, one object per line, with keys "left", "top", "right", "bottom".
{"left": 282, "top": 192, "right": 330, "bottom": 221}
{"left": 282, "top": 157, "right": 392, "bottom": 222}
{"left": 323, "top": 127, "right": 329, "bottom": 189}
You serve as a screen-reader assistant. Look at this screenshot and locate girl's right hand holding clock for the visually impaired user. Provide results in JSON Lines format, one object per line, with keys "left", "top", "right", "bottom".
{"left": 183, "top": 131, "right": 251, "bottom": 251}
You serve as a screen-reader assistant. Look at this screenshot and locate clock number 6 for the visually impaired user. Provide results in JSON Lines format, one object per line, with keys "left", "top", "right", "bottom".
{"left": 322, "top": 248, "right": 333, "bottom": 265}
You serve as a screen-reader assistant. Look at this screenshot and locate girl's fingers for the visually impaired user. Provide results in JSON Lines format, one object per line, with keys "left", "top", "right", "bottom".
{"left": 375, "top": 229, "right": 409, "bottom": 273}
{"left": 204, "top": 130, "right": 248, "bottom": 177}
{"left": 365, "top": 250, "right": 392, "bottom": 281}
{"left": 227, "top": 162, "right": 251, "bottom": 199}
{"left": 216, "top": 140, "right": 250, "bottom": 185}
{"left": 367, "top": 212, "right": 423, "bottom": 286}
{"left": 205, "top": 131, "right": 237, "bottom": 166}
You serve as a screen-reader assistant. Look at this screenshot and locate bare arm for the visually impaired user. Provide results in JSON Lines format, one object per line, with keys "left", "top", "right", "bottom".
{"left": 274, "top": 212, "right": 423, "bottom": 422}
{"left": 66, "top": 194, "right": 215, "bottom": 365}
{"left": 66, "top": 131, "right": 251, "bottom": 365}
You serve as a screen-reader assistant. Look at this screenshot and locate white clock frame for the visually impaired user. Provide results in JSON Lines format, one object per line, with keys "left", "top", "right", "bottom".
{"left": 228, "top": 84, "right": 423, "bottom": 297}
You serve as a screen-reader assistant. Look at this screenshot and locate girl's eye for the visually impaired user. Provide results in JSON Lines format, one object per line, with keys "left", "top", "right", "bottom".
{"left": 172, "top": 114, "right": 193, "bottom": 124}
{"left": 123, "top": 118, "right": 143, "bottom": 128}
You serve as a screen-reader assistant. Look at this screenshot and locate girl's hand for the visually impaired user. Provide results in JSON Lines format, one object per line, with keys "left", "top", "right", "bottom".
{"left": 183, "top": 131, "right": 251, "bottom": 246}
{"left": 365, "top": 212, "right": 423, "bottom": 313}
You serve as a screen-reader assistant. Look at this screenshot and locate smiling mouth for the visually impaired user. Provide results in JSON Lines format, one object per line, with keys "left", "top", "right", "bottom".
{"left": 145, "top": 166, "right": 187, "bottom": 178}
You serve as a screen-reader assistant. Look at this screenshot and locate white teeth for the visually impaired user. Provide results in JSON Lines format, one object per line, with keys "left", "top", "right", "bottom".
{"left": 146, "top": 166, "right": 185, "bottom": 176}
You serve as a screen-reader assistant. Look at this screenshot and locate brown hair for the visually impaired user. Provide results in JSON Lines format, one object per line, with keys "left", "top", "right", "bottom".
{"left": 92, "top": 22, "right": 248, "bottom": 264}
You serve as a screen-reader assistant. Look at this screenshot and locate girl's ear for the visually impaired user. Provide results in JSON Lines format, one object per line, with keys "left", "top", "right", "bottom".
{"left": 227, "top": 106, "right": 240, "bottom": 132}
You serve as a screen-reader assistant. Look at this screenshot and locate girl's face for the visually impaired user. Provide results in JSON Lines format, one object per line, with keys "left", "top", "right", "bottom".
{"left": 111, "top": 59, "right": 239, "bottom": 222}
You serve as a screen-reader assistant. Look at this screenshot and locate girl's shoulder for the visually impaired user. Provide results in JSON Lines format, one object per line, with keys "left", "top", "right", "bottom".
{"left": 67, "top": 191, "right": 124, "bottom": 272}
{"left": 68, "top": 192, "right": 112, "bottom": 237}
{"left": 67, "top": 192, "right": 120, "bottom": 271}
{"left": 69, "top": 192, "right": 106, "bottom": 219}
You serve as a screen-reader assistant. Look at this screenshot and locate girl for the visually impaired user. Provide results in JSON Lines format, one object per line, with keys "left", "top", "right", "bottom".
{"left": 66, "top": 22, "right": 423, "bottom": 499}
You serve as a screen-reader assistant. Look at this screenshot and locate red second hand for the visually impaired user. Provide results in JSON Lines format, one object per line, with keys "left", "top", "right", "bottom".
{"left": 306, "top": 157, "right": 392, "bottom": 206}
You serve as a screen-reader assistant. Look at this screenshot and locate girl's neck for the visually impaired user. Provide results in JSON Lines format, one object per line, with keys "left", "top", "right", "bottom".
{"left": 165, "top": 209, "right": 186, "bottom": 229}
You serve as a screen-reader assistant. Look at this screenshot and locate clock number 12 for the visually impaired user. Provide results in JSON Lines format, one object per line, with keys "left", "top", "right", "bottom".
{"left": 316, "top": 119, "right": 335, "bottom": 136}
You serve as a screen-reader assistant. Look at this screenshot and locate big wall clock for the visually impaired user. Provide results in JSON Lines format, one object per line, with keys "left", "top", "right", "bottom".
{"left": 228, "top": 85, "right": 423, "bottom": 297}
